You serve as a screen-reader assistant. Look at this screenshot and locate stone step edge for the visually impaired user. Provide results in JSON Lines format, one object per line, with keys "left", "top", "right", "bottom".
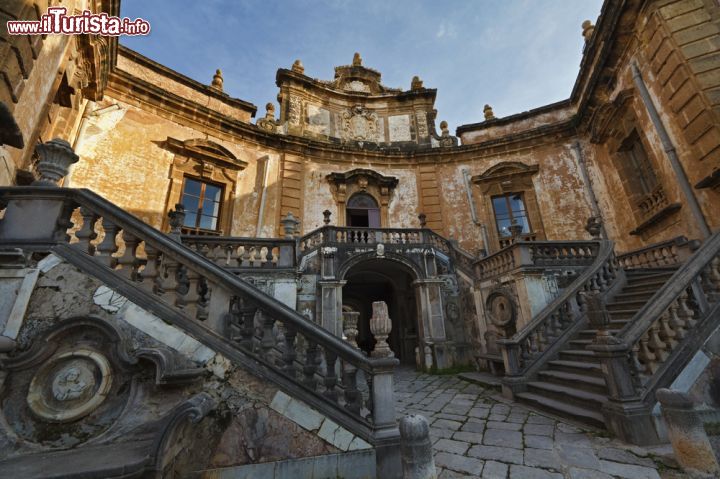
{"left": 197, "top": 449, "right": 376, "bottom": 479}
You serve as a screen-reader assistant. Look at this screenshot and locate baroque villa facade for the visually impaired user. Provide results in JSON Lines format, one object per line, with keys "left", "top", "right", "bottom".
{"left": 0, "top": 0, "right": 719, "bottom": 477}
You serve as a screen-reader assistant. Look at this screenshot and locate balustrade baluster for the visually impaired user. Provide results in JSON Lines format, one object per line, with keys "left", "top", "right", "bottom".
{"left": 647, "top": 321, "right": 668, "bottom": 369}
{"left": 708, "top": 257, "right": 720, "bottom": 301}
{"left": 237, "top": 297, "right": 257, "bottom": 350}
{"left": 323, "top": 349, "right": 339, "bottom": 402}
{"left": 140, "top": 244, "right": 160, "bottom": 292}
{"left": 677, "top": 290, "right": 697, "bottom": 329}
{"left": 159, "top": 256, "right": 181, "bottom": 306}
{"left": 667, "top": 301, "right": 687, "bottom": 340}
{"left": 241, "top": 246, "right": 251, "bottom": 267}
{"left": 96, "top": 219, "right": 120, "bottom": 268}
{"left": 74, "top": 207, "right": 98, "bottom": 254}
{"left": 116, "top": 231, "right": 139, "bottom": 280}
{"left": 265, "top": 245, "right": 274, "bottom": 267}
{"left": 343, "top": 363, "right": 361, "bottom": 414}
{"left": 282, "top": 324, "right": 298, "bottom": 377}
{"left": 658, "top": 310, "right": 678, "bottom": 350}
{"left": 183, "top": 268, "right": 202, "bottom": 320}
{"left": 259, "top": 310, "right": 277, "bottom": 359}
{"left": 303, "top": 341, "right": 320, "bottom": 390}
{"left": 637, "top": 331, "right": 655, "bottom": 375}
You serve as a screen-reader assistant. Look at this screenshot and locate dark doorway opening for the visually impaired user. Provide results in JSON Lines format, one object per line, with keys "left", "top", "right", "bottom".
{"left": 346, "top": 193, "right": 380, "bottom": 228}
{"left": 343, "top": 259, "right": 418, "bottom": 365}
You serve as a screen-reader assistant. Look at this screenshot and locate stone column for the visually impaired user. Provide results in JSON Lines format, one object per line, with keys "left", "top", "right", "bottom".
{"left": 400, "top": 415, "right": 437, "bottom": 479}
{"left": 657, "top": 388, "right": 720, "bottom": 477}
{"left": 318, "top": 279, "right": 345, "bottom": 336}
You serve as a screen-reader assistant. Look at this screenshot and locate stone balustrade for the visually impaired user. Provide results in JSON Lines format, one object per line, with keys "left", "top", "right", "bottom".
{"left": 182, "top": 235, "right": 296, "bottom": 270}
{"left": 0, "top": 186, "right": 401, "bottom": 461}
{"left": 616, "top": 235, "right": 698, "bottom": 269}
{"left": 474, "top": 240, "right": 601, "bottom": 281}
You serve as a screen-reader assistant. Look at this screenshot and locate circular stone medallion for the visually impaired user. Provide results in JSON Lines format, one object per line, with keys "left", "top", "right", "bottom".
{"left": 27, "top": 349, "right": 113, "bottom": 423}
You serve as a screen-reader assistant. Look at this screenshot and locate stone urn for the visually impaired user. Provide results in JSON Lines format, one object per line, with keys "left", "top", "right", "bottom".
{"left": 342, "top": 311, "right": 360, "bottom": 349}
{"left": 370, "top": 301, "right": 393, "bottom": 358}
{"left": 33, "top": 138, "right": 79, "bottom": 186}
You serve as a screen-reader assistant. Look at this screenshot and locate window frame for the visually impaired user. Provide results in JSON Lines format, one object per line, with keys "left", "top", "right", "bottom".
{"left": 179, "top": 176, "right": 225, "bottom": 234}
{"left": 491, "top": 192, "right": 532, "bottom": 239}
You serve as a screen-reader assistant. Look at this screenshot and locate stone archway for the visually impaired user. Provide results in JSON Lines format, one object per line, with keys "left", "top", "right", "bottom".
{"left": 341, "top": 259, "right": 418, "bottom": 365}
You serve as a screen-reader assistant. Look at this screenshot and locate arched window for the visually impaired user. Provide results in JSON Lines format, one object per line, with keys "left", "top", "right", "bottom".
{"left": 346, "top": 193, "right": 380, "bottom": 227}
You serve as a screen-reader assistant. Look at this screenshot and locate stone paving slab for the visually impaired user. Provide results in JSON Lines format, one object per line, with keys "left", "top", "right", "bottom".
{"left": 393, "top": 367, "right": 678, "bottom": 479}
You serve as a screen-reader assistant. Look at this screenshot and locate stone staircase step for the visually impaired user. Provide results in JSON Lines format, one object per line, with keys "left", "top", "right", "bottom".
{"left": 569, "top": 339, "right": 593, "bottom": 347}
{"left": 527, "top": 381, "right": 607, "bottom": 409}
{"left": 558, "top": 349, "right": 599, "bottom": 363}
{"left": 606, "top": 300, "right": 647, "bottom": 311}
{"left": 515, "top": 392, "right": 605, "bottom": 429}
{"left": 613, "top": 291, "right": 657, "bottom": 302}
{"left": 621, "top": 280, "right": 670, "bottom": 294}
{"left": 547, "top": 359, "right": 603, "bottom": 376}
{"left": 536, "top": 370, "right": 607, "bottom": 395}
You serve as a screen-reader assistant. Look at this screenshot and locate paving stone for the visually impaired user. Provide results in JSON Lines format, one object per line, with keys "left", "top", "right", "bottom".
{"left": 436, "top": 412, "right": 468, "bottom": 422}
{"left": 557, "top": 444, "right": 601, "bottom": 470}
{"left": 433, "top": 418, "right": 463, "bottom": 431}
{"left": 468, "top": 444, "right": 523, "bottom": 465}
{"left": 483, "top": 428, "right": 523, "bottom": 448}
{"left": 434, "top": 452, "right": 484, "bottom": 476}
{"left": 525, "top": 434, "right": 553, "bottom": 450}
{"left": 491, "top": 404, "right": 511, "bottom": 414}
{"left": 431, "top": 428, "right": 455, "bottom": 440}
{"left": 452, "top": 431, "right": 483, "bottom": 444}
{"left": 555, "top": 432, "right": 593, "bottom": 448}
{"left": 486, "top": 420, "right": 522, "bottom": 431}
{"left": 597, "top": 447, "right": 656, "bottom": 467}
{"left": 524, "top": 447, "right": 560, "bottom": 469}
{"left": 468, "top": 407, "right": 490, "bottom": 419}
{"left": 488, "top": 413, "right": 507, "bottom": 421}
{"left": 481, "top": 460, "right": 508, "bottom": 479}
{"left": 506, "top": 414, "right": 527, "bottom": 424}
{"left": 509, "top": 465, "right": 563, "bottom": 479}
{"left": 524, "top": 423, "right": 554, "bottom": 436}
{"left": 526, "top": 414, "right": 556, "bottom": 425}
{"left": 444, "top": 404, "right": 472, "bottom": 416}
{"left": 598, "top": 460, "right": 661, "bottom": 479}
{"left": 569, "top": 467, "right": 614, "bottom": 479}
{"left": 460, "top": 421, "right": 485, "bottom": 433}
{"left": 434, "top": 438, "right": 470, "bottom": 455}
{"left": 438, "top": 469, "right": 474, "bottom": 479}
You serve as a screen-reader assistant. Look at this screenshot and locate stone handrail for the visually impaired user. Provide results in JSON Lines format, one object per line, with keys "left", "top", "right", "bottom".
{"left": 498, "top": 240, "right": 616, "bottom": 377}
{"left": 591, "top": 229, "right": 720, "bottom": 406}
{"left": 474, "top": 240, "right": 600, "bottom": 281}
{"left": 181, "top": 235, "right": 296, "bottom": 270}
{"left": 297, "top": 226, "right": 476, "bottom": 275}
{"left": 0, "top": 187, "right": 399, "bottom": 446}
{"left": 616, "top": 236, "right": 697, "bottom": 270}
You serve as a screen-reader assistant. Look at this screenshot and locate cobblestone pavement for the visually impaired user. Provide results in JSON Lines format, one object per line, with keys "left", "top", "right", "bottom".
{"left": 394, "top": 368, "right": 678, "bottom": 479}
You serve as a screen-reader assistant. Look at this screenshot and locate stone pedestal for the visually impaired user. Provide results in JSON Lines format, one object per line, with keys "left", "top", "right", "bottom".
{"left": 400, "top": 415, "right": 436, "bottom": 479}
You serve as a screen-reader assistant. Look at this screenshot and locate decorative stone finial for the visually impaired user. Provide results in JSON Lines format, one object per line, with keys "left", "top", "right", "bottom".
{"left": 418, "top": 213, "right": 427, "bottom": 228}
{"left": 411, "top": 76, "right": 423, "bottom": 90}
{"left": 167, "top": 203, "right": 186, "bottom": 242}
{"left": 370, "top": 301, "right": 393, "bottom": 358}
{"left": 322, "top": 209, "right": 332, "bottom": 225}
{"left": 509, "top": 219, "right": 523, "bottom": 239}
{"left": 582, "top": 20, "right": 595, "bottom": 43}
{"left": 291, "top": 59, "right": 304, "bottom": 74}
{"left": 280, "top": 212, "right": 299, "bottom": 239}
{"left": 483, "top": 104, "right": 496, "bottom": 121}
{"left": 439, "top": 121, "right": 449, "bottom": 137}
{"left": 257, "top": 103, "right": 277, "bottom": 132}
{"left": 352, "top": 52, "right": 362, "bottom": 67}
{"left": 585, "top": 216, "right": 603, "bottom": 239}
{"left": 33, "top": 138, "right": 79, "bottom": 186}
{"left": 211, "top": 69, "right": 223, "bottom": 91}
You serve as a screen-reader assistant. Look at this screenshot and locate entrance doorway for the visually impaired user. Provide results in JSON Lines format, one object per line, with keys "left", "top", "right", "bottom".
{"left": 346, "top": 193, "right": 380, "bottom": 228}
{"left": 342, "top": 259, "right": 418, "bottom": 365}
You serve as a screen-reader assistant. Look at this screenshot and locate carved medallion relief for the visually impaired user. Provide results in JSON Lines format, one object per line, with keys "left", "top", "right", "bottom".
{"left": 341, "top": 105, "right": 378, "bottom": 141}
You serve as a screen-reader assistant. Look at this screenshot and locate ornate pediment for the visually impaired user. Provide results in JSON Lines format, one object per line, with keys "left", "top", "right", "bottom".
{"left": 472, "top": 162, "right": 539, "bottom": 185}
{"left": 588, "top": 89, "right": 634, "bottom": 144}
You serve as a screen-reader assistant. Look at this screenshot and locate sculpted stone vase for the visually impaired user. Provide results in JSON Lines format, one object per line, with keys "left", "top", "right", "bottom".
{"left": 342, "top": 311, "right": 359, "bottom": 349}
{"left": 33, "top": 138, "right": 79, "bottom": 186}
{"left": 370, "top": 301, "right": 393, "bottom": 358}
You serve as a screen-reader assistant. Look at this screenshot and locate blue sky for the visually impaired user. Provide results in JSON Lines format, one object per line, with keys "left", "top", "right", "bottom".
{"left": 120, "top": 0, "right": 604, "bottom": 131}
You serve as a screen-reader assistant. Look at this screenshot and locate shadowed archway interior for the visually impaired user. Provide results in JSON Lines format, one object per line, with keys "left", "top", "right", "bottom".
{"left": 342, "top": 259, "right": 418, "bottom": 365}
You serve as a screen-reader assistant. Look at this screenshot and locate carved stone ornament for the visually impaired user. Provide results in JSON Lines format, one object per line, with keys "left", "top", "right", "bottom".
{"left": 370, "top": 301, "right": 393, "bottom": 358}
{"left": 27, "top": 349, "right": 113, "bottom": 423}
{"left": 341, "top": 105, "right": 378, "bottom": 141}
{"left": 288, "top": 96, "right": 302, "bottom": 126}
{"left": 486, "top": 290, "right": 516, "bottom": 329}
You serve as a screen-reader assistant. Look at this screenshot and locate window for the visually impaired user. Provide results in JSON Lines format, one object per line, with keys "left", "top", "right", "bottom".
{"left": 622, "top": 132, "right": 658, "bottom": 196}
{"left": 180, "top": 177, "right": 223, "bottom": 233}
{"left": 492, "top": 193, "right": 531, "bottom": 238}
{"left": 346, "top": 192, "right": 381, "bottom": 228}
